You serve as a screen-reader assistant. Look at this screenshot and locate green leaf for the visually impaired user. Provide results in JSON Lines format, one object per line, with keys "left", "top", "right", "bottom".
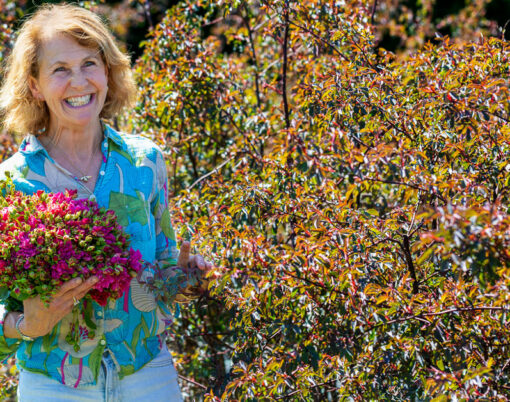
{"left": 88, "top": 342, "right": 106, "bottom": 382}
{"left": 82, "top": 300, "right": 97, "bottom": 331}
{"left": 160, "top": 208, "right": 176, "bottom": 240}
{"left": 119, "top": 364, "right": 135, "bottom": 379}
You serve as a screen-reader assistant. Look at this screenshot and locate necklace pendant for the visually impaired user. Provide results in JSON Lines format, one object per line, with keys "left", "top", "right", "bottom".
{"left": 80, "top": 175, "right": 92, "bottom": 183}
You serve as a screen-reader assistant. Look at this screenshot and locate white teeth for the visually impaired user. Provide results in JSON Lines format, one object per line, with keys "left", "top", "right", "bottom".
{"left": 65, "top": 95, "right": 92, "bottom": 107}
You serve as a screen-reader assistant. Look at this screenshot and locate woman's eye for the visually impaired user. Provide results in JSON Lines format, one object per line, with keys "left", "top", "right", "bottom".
{"left": 84, "top": 60, "right": 96, "bottom": 67}
{"left": 53, "top": 67, "right": 66, "bottom": 73}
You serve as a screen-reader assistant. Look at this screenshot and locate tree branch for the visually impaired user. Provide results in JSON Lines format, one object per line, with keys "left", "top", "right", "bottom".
{"left": 143, "top": 0, "right": 154, "bottom": 30}
{"left": 363, "top": 177, "right": 447, "bottom": 204}
{"left": 187, "top": 156, "right": 236, "bottom": 190}
{"left": 275, "top": 379, "right": 338, "bottom": 399}
{"left": 282, "top": 3, "right": 291, "bottom": 130}
{"left": 366, "top": 306, "right": 510, "bottom": 332}
{"left": 178, "top": 374, "right": 207, "bottom": 390}
{"left": 402, "top": 234, "right": 419, "bottom": 294}
{"left": 371, "top": 0, "right": 378, "bottom": 26}
{"left": 242, "top": 5, "right": 261, "bottom": 109}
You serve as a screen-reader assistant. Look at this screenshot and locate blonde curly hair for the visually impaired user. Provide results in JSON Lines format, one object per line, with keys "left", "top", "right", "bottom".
{"left": 0, "top": 3, "right": 136, "bottom": 135}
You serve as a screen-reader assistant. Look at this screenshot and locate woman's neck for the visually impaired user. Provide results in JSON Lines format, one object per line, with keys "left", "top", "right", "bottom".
{"left": 41, "top": 120, "right": 103, "bottom": 162}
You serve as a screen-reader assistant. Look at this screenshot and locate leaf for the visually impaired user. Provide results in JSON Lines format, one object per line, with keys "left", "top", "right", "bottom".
{"left": 160, "top": 208, "right": 176, "bottom": 240}
{"left": 82, "top": 299, "right": 97, "bottom": 331}
{"left": 88, "top": 342, "right": 105, "bottom": 382}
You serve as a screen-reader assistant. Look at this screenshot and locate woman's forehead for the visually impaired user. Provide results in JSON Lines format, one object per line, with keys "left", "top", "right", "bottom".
{"left": 38, "top": 33, "right": 100, "bottom": 66}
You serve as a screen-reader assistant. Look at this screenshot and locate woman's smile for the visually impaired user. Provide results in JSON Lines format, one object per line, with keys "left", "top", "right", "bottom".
{"left": 64, "top": 94, "right": 94, "bottom": 108}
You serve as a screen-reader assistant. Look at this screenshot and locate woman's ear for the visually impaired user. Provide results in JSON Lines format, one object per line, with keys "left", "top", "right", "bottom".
{"left": 28, "top": 76, "right": 44, "bottom": 101}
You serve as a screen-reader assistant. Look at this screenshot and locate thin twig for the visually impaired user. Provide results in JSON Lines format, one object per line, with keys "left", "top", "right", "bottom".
{"left": 369, "top": 306, "right": 510, "bottom": 330}
{"left": 402, "top": 234, "right": 419, "bottom": 294}
{"left": 282, "top": 3, "right": 291, "bottom": 130}
{"left": 143, "top": 0, "right": 154, "bottom": 30}
{"left": 187, "top": 157, "right": 236, "bottom": 190}
{"left": 371, "top": 0, "right": 378, "bottom": 25}
{"left": 178, "top": 374, "right": 207, "bottom": 390}
{"left": 289, "top": 20, "right": 349, "bottom": 61}
{"left": 363, "top": 177, "right": 447, "bottom": 204}
{"left": 261, "top": 0, "right": 350, "bottom": 62}
{"left": 407, "top": 190, "right": 421, "bottom": 236}
{"left": 275, "top": 379, "right": 338, "bottom": 399}
{"left": 243, "top": 4, "right": 261, "bottom": 109}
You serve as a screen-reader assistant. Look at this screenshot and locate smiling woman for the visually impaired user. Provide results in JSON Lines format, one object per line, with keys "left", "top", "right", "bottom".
{"left": 0, "top": 3, "right": 214, "bottom": 401}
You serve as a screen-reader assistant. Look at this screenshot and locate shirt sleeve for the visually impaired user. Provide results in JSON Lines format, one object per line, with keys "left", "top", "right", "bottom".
{"left": 147, "top": 148, "right": 190, "bottom": 310}
{"left": 151, "top": 148, "right": 178, "bottom": 265}
{"left": 0, "top": 304, "right": 22, "bottom": 363}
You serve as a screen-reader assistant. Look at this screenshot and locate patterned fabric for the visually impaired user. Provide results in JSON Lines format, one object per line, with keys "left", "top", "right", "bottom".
{"left": 0, "top": 124, "right": 181, "bottom": 388}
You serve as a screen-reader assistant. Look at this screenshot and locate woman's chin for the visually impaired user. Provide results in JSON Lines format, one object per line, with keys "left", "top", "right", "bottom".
{"left": 56, "top": 113, "right": 101, "bottom": 130}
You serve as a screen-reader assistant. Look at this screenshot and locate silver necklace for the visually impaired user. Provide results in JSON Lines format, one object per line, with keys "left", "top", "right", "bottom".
{"left": 41, "top": 135, "right": 102, "bottom": 183}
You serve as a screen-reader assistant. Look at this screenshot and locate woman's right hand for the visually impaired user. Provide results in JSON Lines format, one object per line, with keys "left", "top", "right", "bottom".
{"left": 19, "top": 276, "right": 98, "bottom": 338}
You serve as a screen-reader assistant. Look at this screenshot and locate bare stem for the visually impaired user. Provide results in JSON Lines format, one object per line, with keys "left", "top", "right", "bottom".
{"left": 143, "top": 0, "right": 154, "bottom": 30}
{"left": 402, "top": 234, "right": 419, "bottom": 294}
{"left": 371, "top": 0, "right": 378, "bottom": 26}
{"left": 282, "top": 4, "right": 291, "bottom": 130}
{"left": 243, "top": 4, "right": 261, "bottom": 109}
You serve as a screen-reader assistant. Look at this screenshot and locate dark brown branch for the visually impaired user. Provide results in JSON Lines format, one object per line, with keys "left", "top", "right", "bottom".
{"left": 187, "top": 157, "right": 236, "bottom": 190}
{"left": 282, "top": 4, "right": 291, "bottom": 130}
{"left": 371, "top": 0, "right": 378, "bottom": 25}
{"left": 260, "top": 0, "right": 350, "bottom": 62}
{"left": 143, "top": 0, "right": 154, "bottom": 30}
{"left": 275, "top": 379, "right": 338, "bottom": 399}
{"left": 367, "top": 306, "right": 510, "bottom": 331}
{"left": 242, "top": 5, "right": 261, "bottom": 109}
{"left": 287, "top": 21, "right": 349, "bottom": 62}
{"left": 186, "top": 142, "right": 199, "bottom": 182}
{"left": 363, "top": 177, "right": 447, "bottom": 204}
{"left": 402, "top": 234, "right": 419, "bottom": 294}
{"left": 178, "top": 374, "right": 207, "bottom": 390}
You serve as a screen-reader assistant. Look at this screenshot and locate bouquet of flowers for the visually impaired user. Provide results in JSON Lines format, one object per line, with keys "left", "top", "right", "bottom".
{"left": 0, "top": 179, "right": 143, "bottom": 308}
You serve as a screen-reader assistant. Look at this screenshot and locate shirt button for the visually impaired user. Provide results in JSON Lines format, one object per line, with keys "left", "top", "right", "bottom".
{"left": 100, "top": 171, "right": 105, "bottom": 176}
{"left": 97, "top": 311, "right": 103, "bottom": 318}
{"left": 100, "top": 339, "right": 106, "bottom": 346}
{"left": 89, "top": 195, "right": 96, "bottom": 201}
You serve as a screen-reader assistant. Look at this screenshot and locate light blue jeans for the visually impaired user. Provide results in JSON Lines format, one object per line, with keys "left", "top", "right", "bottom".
{"left": 17, "top": 346, "right": 183, "bottom": 401}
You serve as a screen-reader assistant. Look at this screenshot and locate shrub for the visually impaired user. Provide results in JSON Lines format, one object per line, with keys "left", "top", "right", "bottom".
{"left": 126, "top": 0, "right": 510, "bottom": 399}
{"left": 1, "top": 0, "right": 509, "bottom": 399}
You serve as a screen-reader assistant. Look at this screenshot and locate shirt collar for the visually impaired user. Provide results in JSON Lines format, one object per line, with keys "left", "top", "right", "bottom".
{"left": 18, "top": 122, "right": 125, "bottom": 156}
{"left": 103, "top": 123, "right": 125, "bottom": 148}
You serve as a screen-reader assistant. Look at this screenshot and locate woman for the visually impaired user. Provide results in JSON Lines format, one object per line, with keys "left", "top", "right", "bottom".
{"left": 0, "top": 4, "right": 212, "bottom": 401}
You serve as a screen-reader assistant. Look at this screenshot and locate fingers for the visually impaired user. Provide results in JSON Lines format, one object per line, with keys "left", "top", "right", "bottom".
{"left": 193, "top": 254, "right": 206, "bottom": 270}
{"left": 190, "top": 255, "right": 214, "bottom": 274}
{"left": 53, "top": 276, "right": 98, "bottom": 303}
{"left": 177, "top": 241, "right": 191, "bottom": 268}
{"left": 71, "top": 276, "right": 98, "bottom": 302}
{"left": 53, "top": 277, "right": 84, "bottom": 298}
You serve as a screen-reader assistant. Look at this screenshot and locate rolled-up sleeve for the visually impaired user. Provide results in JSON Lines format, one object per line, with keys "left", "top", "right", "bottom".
{"left": 0, "top": 305, "right": 21, "bottom": 363}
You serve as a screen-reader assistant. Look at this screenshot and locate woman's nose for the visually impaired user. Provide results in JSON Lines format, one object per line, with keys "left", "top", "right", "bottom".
{"left": 69, "top": 70, "right": 88, "bottom": 88}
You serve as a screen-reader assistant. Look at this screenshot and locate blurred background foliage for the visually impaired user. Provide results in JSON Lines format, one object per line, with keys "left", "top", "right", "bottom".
{"left": 2, "top": 0, "right": 510, "bottom": 400}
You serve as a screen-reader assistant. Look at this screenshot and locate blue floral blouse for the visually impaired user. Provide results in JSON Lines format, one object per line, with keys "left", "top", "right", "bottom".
{"left": 0, "top": 124, "right": 181, "bottom": 388}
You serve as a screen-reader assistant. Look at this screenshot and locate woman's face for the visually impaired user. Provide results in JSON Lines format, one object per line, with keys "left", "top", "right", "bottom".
{"left": 28, "top": 33, "right": 108, "bottom": 132}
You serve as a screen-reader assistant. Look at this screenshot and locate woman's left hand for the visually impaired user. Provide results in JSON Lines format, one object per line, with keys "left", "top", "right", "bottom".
{"left": 177, "top": 241, "right": 214, "bottom": 290}
{"left": 159, "top": 241, "right": 217, "bottom": 303}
